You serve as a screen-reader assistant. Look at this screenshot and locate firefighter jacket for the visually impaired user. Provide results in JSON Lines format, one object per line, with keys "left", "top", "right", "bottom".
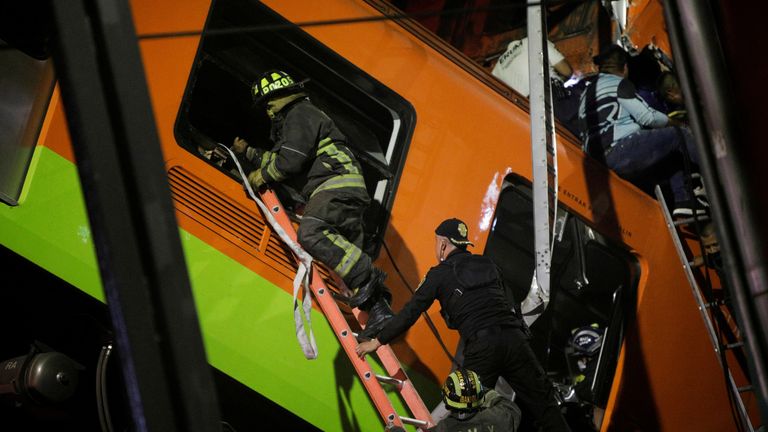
{"left": 255, "top": 97, "right": 366, "bottom": 201}
{"left": 429, "top": 390, "right": 521, "bottom": 432}
{"left": 377, "top": 249, "right": 522, "bottom": 345}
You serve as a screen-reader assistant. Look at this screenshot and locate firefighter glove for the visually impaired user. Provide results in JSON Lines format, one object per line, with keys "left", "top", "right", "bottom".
{"left": 231, "top": 137, "right": 248, "bottom": 154}
{"left": 245, "top": 147, "right": 265, "bottom": 164}
{"left": 247, "top": 169, "right": 266, "bottom": 189}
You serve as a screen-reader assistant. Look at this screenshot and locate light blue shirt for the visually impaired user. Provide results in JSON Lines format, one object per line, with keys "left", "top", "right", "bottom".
{"left": 578, "top": 73, "right": 669, "bottom": 152}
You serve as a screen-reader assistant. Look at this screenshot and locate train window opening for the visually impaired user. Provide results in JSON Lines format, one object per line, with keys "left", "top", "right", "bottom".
{"left": 174, "top": 0, "right": 416, "bottom": 257}
{"left": 484, "top": 176, "right": 639, "bottom": 410}
{"left": 0, "top": 38, "right": 55, "bottom": 206}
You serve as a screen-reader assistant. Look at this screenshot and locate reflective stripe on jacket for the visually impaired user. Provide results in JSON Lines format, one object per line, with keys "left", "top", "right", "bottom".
{"left": 260, "top": 98, "right": 366, "bottom": 199}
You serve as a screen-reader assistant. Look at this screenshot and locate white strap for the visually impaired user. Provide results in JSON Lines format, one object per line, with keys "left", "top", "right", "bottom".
{"left": 521, "top": 272, "right": 548, "bottom": 327}
{"left": 220, "top": 145, "right": 318, "bottom": 359}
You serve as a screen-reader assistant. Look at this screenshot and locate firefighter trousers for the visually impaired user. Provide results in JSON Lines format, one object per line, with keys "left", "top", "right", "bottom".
{"left": 297, "top": 187, "right": 372, "bottom": 291}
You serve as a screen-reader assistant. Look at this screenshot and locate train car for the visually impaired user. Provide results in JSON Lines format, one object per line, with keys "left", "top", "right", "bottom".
{"left": 0, "top": 0, "right": 762, "bottom": 430}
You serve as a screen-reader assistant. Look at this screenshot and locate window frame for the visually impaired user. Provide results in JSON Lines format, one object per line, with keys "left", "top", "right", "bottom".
{"left": 483, "top": 174, "right": 640, "bottom": 407}
{"left": 173, "top": 0, "right": 417, "bottom": 257}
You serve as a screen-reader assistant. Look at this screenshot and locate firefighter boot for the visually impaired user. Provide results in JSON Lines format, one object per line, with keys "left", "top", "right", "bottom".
{"left": 349, "top": 267, "right": 386, "bottom": 309}
{"left": 357, "top": 294, "right": 394, "bottom": 341}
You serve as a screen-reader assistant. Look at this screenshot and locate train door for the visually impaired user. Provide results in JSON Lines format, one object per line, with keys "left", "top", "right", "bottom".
{"left": 485, "top": 175, "right": 639, "bottom": 430}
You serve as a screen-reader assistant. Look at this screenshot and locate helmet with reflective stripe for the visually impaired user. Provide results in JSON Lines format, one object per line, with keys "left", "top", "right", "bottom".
{"left": 252, "top": 69, "right": 308, "bottom": 104}
{"left": 441, "top": 369, "right": 484, "bottom": 412}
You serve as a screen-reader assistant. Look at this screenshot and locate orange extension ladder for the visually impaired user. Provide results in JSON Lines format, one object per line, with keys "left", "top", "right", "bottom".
{"left": 219, "top": 144, "right": 434, "bottom": 429}
{"left": 258, "top": 188, "right": 435, "bottom": 430}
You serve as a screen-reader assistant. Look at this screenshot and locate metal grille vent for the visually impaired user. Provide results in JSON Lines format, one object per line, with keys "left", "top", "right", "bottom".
{"left": 167, "top": 166, "right": 297, "bottom": 274}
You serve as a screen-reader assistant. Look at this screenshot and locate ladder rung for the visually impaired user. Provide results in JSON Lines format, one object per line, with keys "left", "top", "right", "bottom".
{"left": 400, "top": 416, "right": 429, "bottom": 427}
{"left": 376, "top": 374, "right": 404, "bottom": 388}
{"left": 704, "top": 298, "right": 728, "bottom": 308}
{"left": 330, "top": 291, "right": 349, "bottom": 302}
{"left": 673, "top": 215, "right": 711, "bottom": 226}
{"left": 738, "top": 385, "right": 753, "bottom": 393}
{"left": 655, "top": 186, "right": 721, "bottom": 355}
{"left": 703, "top": 298, "right": 725, "bottom": 308}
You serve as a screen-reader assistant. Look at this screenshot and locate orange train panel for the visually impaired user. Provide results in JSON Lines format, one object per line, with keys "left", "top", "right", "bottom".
{"left": 42, "top": 90, "right": 75, "bottom": 162}
{"left": 70, "top": 0, "right": 756, "bottom": 429}
{"left": 624, "top": 0, "right": 672, "bottom": 55}
{"left": 259, "top": 2, "right": 749, "bottom": 430}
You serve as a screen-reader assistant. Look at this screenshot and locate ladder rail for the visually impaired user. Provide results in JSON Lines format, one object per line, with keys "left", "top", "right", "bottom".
{"left": 729, "top": 370, "right": 756, "bottom": 432}
{"left": 352, "top": 308, "right": 436, "bottom": 428}
{"left": 655, "top": 187, "right": 720, "bottom": 351}
{"left": 307, "top": 268, "right": 405, "bottom": 428}
{"left": 259, "top": 187, "right": 435, "bottom": 430}
{"left": 655, "top": 186, "right": 754, "bottom": 431}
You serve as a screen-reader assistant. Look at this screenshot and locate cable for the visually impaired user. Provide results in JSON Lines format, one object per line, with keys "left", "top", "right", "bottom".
{"left": 96, "top": 344, "right": 116, "bottom": 432}
{"left": 381, "top": 240, "right": 460, "bottom": 368}
{"left": 96, "top": 345, "right": 108, "bottom": 432}
{"left": 102, "top": 344, "right": 115, "bottom": 432}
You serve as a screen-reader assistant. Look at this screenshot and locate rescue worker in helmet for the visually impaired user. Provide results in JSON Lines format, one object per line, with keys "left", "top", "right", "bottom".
{"left": 567, "top": 324, "right": 605, "bottom": 430}
{"left": 569, "top": 324, "right": 603, "bottom": 404}
{"left": 429, "top": 369, "right": 521, "bottom": 432}
{"left": 233, "top": 69, "right": 392, "bottom": 340}
{"left": 356, "top": 218, "right": 572, "bottom": 431}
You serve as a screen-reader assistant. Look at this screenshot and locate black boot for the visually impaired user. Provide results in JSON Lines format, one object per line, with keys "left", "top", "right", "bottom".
{"left": 349, "top": 267, "right": 386, "bottom": 309}
{"left": 357, "top": 295, "right": 394, "bottom": 341}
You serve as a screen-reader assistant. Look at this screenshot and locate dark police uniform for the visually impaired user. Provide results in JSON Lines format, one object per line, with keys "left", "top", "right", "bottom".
{"left": 376, "top": 249, "right": 571, "bottom": 432}
{"left": 254, "top": 96, "right": 373, "bottom": 290}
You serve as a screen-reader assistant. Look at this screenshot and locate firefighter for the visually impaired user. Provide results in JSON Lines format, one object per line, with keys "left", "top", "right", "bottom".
{"left": 237, "top": 69, "right": 392, "bottom": 340}
{"left": 569, "top": 324, "right": 603, "bottom": 404}
{"left": 429, "top": 368, "right": 521, "bottom": 432}
{"left": 356, "top": 218, "right": 571, "bottom": 431}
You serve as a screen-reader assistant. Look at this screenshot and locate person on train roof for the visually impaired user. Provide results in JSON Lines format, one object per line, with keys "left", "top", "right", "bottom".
{"left": 578, "top": 45, "right": 708, "bottom": 217}
{"left": 657, "top": 71, "right": 687, "bottom": 118}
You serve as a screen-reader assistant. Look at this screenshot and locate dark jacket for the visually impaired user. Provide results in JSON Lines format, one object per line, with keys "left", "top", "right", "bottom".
{"left": 377, "top": 249, "right": 521, "bottom": 345}
{"left": 429, "top": 390, "right": 521, "bottom": 432}
{"left": 257, "top": 97, "right": 365, "bottom": 200}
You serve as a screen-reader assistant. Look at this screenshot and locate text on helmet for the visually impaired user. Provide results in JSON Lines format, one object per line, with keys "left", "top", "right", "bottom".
{"left": 261, "top": 73, "right": 295, "bottom": 96}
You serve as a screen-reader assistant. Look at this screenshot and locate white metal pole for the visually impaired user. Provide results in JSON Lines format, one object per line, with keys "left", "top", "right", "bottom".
{"left": 524, "top": 0, "right": 557, "bottom": 320}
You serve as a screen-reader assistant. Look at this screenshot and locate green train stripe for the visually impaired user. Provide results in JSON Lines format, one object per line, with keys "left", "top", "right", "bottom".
{"left": 0, "top": 146, "right": 104, "bottom": 300}
{"left": 0, "top": 146, "right": 438, "bottom": 431}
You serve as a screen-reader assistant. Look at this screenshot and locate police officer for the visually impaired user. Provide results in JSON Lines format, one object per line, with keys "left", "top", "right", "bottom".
{"left": 238, "top": 69, "right": 392, "bottom": 339}
{"left": 356, "top": 218, "right": 571, "bottom": 431}
{"left": 430, "top": 368, "right": 521, "bottom": 432}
